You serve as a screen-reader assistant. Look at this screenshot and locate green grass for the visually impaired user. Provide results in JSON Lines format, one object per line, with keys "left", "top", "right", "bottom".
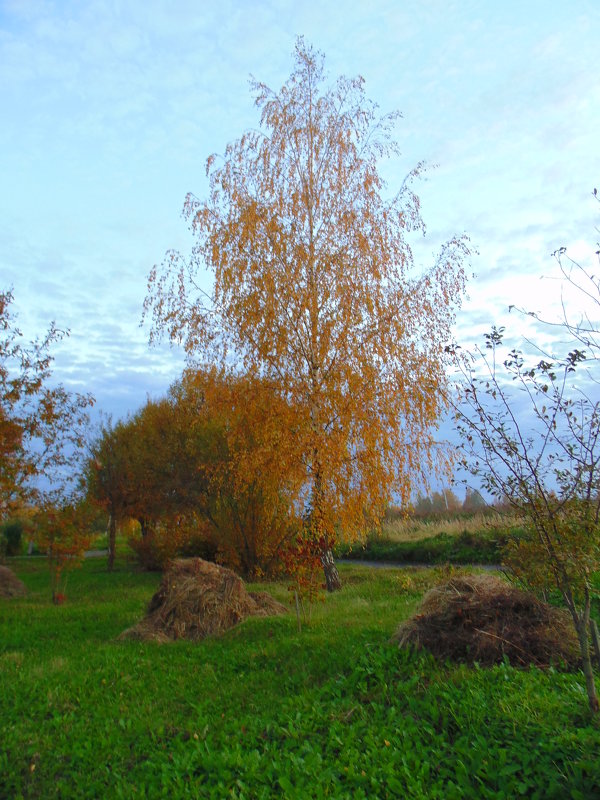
{"left": 337, "top": 529, "right": 506, "bottom": 564}
{"left": 382, "top": 511, "right": 520, "bottom": 542}
{"left": 337, "top": 514, "right": 523, "bottom": 565}
{"left": 1, "top": 556, "right": 599, "bottom": 799}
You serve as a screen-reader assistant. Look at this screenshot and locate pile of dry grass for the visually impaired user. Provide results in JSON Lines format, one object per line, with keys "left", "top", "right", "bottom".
{"left": 0, "top": 565, "right": 27, "bottom": 598}
{"left": 393, "top": 573, "right": 579, "bottom": 668}
{"left": 119, "top": 558, "right": 287, "bottom": 643}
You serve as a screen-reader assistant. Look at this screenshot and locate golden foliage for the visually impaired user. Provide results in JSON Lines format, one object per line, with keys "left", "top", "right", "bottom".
{"left": 34, "top": 501, "right": 95, "bottom": 603}
{"left": 145, "top": 39, "right": 470, "bottom": 552}
{"left": 88, "top": 369, "right": 303, "bottom": 577}
{"left": 179, "top": 369, "right": 304, "bottom": 578}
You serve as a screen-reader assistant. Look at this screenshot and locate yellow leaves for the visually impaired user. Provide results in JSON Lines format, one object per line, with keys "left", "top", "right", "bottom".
{"left": 176, "top": 369, "right": 306, "bottom": 577}
{"left": 205, "top": 153, "right": 216, "bottom": 176}
{"left": 145, "top": 39, "right": 470, "bottom": 558}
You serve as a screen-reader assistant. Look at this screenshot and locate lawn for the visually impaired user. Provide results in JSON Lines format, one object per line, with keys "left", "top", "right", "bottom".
{"left": 1, "top": 556, "right": 599, "bottom": 799}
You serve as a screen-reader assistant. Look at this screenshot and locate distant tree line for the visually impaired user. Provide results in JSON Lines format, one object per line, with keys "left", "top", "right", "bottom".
{"left": 410, "top": 487, "right": 487, "bottom": 517}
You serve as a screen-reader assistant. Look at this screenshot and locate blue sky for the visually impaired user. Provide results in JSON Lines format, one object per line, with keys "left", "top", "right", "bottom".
{"left": 1, "top": 0, "right": 598, "bottom": 425}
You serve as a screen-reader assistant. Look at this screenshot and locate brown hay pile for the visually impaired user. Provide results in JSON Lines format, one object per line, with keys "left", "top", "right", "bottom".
{"left": 392, "top": 573, "right": 579, "bottom": 668}
{"left": 0, "top": 565, "right": 27, "bottom": 598}
{"left": 119, "top": 558, "right": 287, "bottom": 642}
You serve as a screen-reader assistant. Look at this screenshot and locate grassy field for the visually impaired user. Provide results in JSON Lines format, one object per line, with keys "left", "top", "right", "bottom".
{"left": 337, "top": 512, "right": 523, "bottom": 565}
{"left": 1, "top": 555, "right": 599, "bottom": 799}
{"left": 381, "top": 511, "right": 520, "bottom": 542}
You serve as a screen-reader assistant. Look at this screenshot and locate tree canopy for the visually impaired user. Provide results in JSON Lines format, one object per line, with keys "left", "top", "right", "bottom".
{"left": 86, "top": 369, "right": 303, "bottom": 576}
{"left": 145, "top": 39, "right": 470, "bottom": 587}
{"left": 0, "top": 289, "right": 93, "bottom": 516}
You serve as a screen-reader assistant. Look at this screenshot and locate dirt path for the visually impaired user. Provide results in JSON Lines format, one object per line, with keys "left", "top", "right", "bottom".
{"left": 337, "top": 559, "right": 503, "bottom": 570}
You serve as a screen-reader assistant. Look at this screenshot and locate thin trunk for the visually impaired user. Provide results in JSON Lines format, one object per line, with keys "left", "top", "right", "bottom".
{"left": 310, "top": 442, "right": 343, "bottom": 592}
{"left": 107, "top": 513, "right": 116, "bottom": 572}
{"left": 566, "top": 587, "right": 599, "bottom": 714}
{"left": 590, "top": 619, "right": 600, "bottom": 670}
{"left": 294, "top": 590, "right": 302, "bottom": 632}
{"left": 576, "top": 619, "right": 599, "bottom": 713}
{"left": 321, "top": 547, "right": 341, "bottom": 592}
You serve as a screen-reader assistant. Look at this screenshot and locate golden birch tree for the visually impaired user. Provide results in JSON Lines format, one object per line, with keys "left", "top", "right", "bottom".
{"left": 145, "top": 38, "right": 470, "bottom": 589}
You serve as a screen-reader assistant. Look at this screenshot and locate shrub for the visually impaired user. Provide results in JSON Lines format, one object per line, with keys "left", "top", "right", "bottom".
{"left": 128, "top": 515, "right": 215, "bottom": 571}
{"left": 177, "top": 530, "right": 218, "bottom": 562}
{"left": 1, "top": 520, "right": 23, "bottom": 557}
{"left": 34, "top": 502, "right": 95, "bottom": 603}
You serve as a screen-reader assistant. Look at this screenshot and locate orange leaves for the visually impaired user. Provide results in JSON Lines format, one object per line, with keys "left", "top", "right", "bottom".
{"left": 86, "top": 369, "right": 304, "bottom": 578}
{"left": 171, "top": 369, "right": 304, "bottom": 579}
{"left": 0, "top": 289, "right": 94, "bottom": 513}
{"left": 145, "top": 39, "right": 471, "bottom": 567}
{"left": 35, "top": 501, "right": 95, "bottom": 603}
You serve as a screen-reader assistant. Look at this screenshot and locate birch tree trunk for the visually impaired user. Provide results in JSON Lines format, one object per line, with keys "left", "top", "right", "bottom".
{"left": 321, "top": 547, "right": 341, "bottom": 592}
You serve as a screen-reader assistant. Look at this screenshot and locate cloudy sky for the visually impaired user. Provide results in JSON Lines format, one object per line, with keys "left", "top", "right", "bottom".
{"left": 1, "top": 0, "right": 598, "bottom": 425}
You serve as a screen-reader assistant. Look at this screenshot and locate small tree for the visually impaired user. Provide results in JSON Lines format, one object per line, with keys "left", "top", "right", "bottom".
{"left": 35, "top": 500, "right": 95, "bottom": 604}
{"left": 145, "top": 38, "right": 470, "bottom": 589}
{"left": 1, "top": 519, "right": 24, "bottom": 557}
{"left": 186, "top": 369, "right": 304, "bottom": 579}
{"left": 86, "top": 370, "right": 303, "bottom": 576}
{"left": 0, "top": 289, "right": 93, "bottom": 515}
{"left": 454, "top": 191, "right": 600, "bottom": 711}
{"left": 429, "top": 488, "right": 461, "bottom": 514}
{"left": 454, "top": 325, "right": 600, "bottom": 713}
{"left": 86, "top": 418, "right": 130, "bottom": 570}
{"left": 413, "top": 493, "right": 433, "bottom": 517}
{"left": 87, "top": 390, "right": 215, "bottom": 569}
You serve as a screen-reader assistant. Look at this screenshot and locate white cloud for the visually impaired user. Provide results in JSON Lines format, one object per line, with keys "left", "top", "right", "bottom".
{"left": 0, "top": 0, "right": 597, "bottom": 427}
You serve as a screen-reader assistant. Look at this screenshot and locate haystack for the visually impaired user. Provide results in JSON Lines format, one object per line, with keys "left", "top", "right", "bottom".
{"left": 393, "top": 573, "right": 579, "bottom": 668}
{"left": 119, "top": 558, "right": 287, "bottom": 642}
{"left": 0, "top": 565, "right": 27, "bottom": 598}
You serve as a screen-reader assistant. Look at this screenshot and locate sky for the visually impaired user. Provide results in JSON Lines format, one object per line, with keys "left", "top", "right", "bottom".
{"left": 1, "top": 0, "right": 598, "bottom": 431}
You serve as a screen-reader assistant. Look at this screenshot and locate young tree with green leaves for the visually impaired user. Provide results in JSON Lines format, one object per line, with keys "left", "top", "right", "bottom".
{"left": 455, "top": 190, "right": 600, "bottom": 712}
{"left": 455, "top": 325, "right": 600, "bottom": 712}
